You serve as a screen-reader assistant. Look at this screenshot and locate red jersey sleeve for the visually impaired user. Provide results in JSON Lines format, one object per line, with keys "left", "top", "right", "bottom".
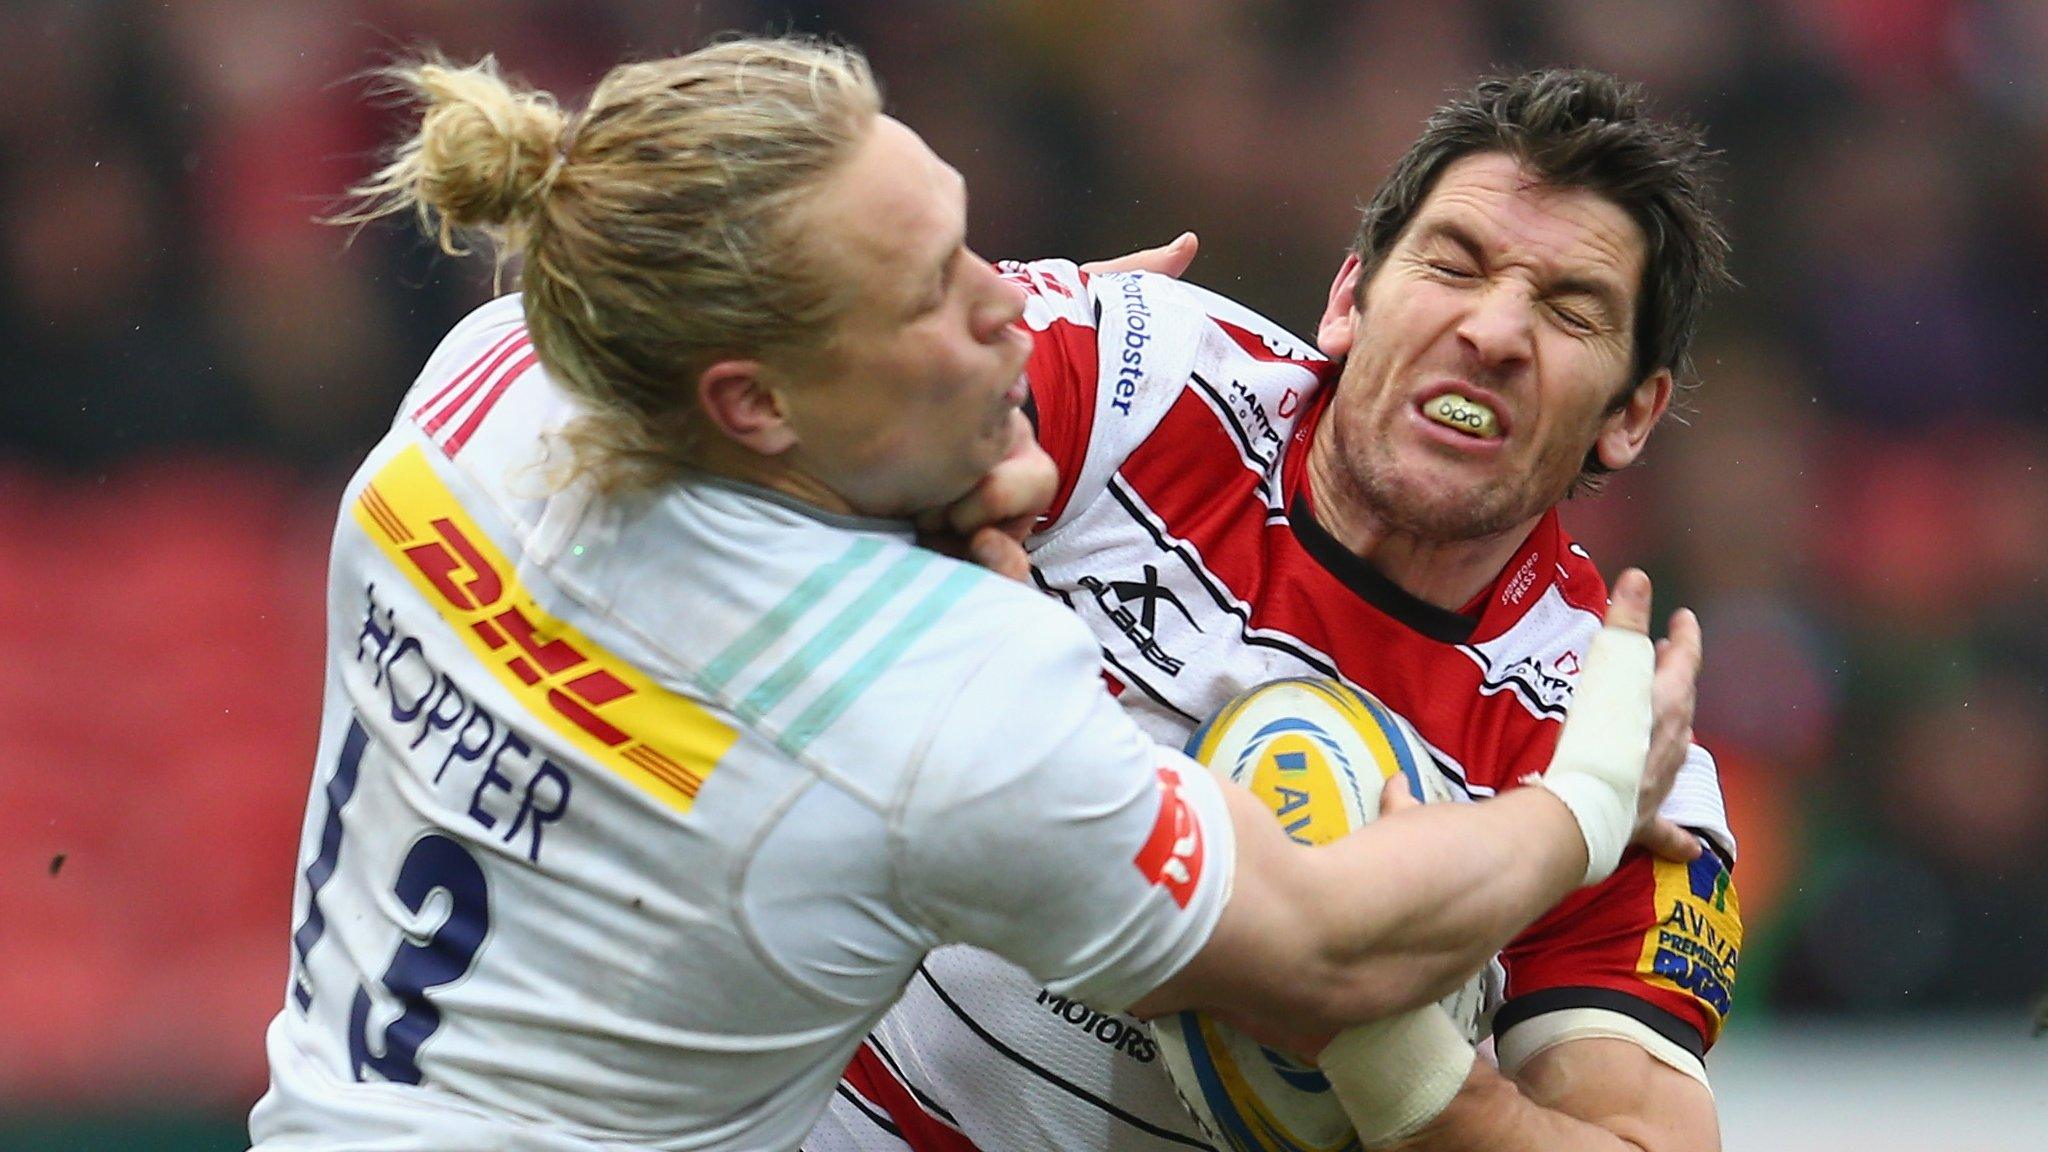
{"left": 1494, "top": 843, "right": 1744, "bottom": 1060}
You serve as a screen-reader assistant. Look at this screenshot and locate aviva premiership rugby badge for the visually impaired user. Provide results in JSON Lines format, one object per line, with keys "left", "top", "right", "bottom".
{"left": 1639, "top": 852, "right": 1742, "bottom": 1039}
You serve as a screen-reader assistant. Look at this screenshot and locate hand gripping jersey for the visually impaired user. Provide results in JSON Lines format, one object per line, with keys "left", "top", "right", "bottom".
{"left": 811, "top": 263, "right": 1742, "bottom": 1152}
{"left": 246, "top": 295, "right": 1237, "bottom": 1152}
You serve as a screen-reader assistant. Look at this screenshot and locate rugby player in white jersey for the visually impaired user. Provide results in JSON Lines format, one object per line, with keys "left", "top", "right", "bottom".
{"left": 246, "top": 40, "right": 1701, "bottom": 1152}
{"left": 816, "top": 71, "right": 1739, "bottom": 1152}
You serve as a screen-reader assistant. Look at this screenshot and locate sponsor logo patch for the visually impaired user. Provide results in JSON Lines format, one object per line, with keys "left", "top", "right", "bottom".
{"left": 1466, "top": 587, "right": 1591, "bottom": 718}
{"left": 1502, "top": 553, "right": 1540, "bottom": 607}
{"left": 1638, "top": 851, "right": 1743, "bottom": 1037}
{"left": 1482, "top": 651, "right": 1576, "bottom": 714}
{"left": 1110, "top": 276, "right": 1153, "bottom": 416}
{"left": 1223, "top": 375, "right": 1285, "bottom": 461}
{"left": 355, "top": 445, "right": 738, "bottom": 812}
{"left": 1035, "top": 989, "right": 1159, "bottom": 1062}
{"left": 1079, "top": 563, "right": 1199, "bottom": 675}
{"left": 1133, "top": 764, "right": 1206, "bottom": 908}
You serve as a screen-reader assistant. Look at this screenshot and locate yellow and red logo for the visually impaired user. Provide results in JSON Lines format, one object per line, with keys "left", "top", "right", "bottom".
{"left": 355, "top": 446, "right": 737, "bottom": 813}
{"left": 1134, "top": 764, "right": 1205, "bottom": 909}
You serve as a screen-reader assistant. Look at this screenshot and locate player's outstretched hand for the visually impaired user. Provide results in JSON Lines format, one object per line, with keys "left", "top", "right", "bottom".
{"left": 1078, "top": 231, "right": 1198, "bottom": 279}
{"left": 1538, "top": 568, "right": 1704, "bottom": 885}
{"left": 1596, "top": 569, "right": 1703, "bottom": 864}
{"left": 1639, "top": 594, "right": 1704, "bottom": 863}
{"left": 917, "top": 410, "right": 1057, "bottom": 581}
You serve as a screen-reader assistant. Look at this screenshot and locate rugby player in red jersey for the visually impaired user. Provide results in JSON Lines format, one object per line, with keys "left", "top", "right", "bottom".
{"left": 819, "top": 68, "right": 1738, "bottom": 1152}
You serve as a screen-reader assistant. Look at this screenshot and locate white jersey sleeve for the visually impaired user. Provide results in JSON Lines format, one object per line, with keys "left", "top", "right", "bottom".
{"left": 893, "top": 612, "right": 1236, "bottom": 1014}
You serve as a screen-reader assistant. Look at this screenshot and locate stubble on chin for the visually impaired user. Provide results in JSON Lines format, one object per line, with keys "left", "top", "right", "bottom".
{"left": 1349, "top": 417, "right": 1587, "bottom": 543}
{"left": 1354, "top": 459, "right": 1529, "bottom": 542}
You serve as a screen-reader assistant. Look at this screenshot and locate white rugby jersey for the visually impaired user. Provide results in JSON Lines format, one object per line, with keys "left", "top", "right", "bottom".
{"left": 811, "top": 264, "right": 1740, "bottom": 1152}
{"left": 246, "top": 295, "right": 1238, "bottom": 1152}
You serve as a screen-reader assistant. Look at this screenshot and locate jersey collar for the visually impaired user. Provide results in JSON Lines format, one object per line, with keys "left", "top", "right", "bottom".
{"left": 680, "top": 470, "right": 918, "bottom": 541}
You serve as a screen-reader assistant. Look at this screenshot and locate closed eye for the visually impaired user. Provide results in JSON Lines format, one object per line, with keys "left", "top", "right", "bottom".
{"left": 1549, "top": 302, "right": 1597, "bottom": 334}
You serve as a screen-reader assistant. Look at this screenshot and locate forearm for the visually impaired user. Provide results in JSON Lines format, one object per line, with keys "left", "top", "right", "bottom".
{"left": 1153, "top": 783, "right": 1589, "bottom": 1039}
{"left": 1304, "top": 786, "right": 1587, "bottom": 1010}
{"left": 1387, "top": 1064, "right": 1645, "bottom": 1152}
{"left": 1141, "top": 597, "right": 1667, "bottom": 1035}
{"left": 1383, "top": 1039, "right": 1719, "bottom": 1152}
{"left": 1307, "top": 616, "right": 1660, "bottom": 1006}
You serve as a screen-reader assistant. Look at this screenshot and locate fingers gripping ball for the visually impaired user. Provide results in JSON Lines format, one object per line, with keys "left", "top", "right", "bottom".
{"left": 1153, "top": 678, "right": 1485, "bottom": 1152}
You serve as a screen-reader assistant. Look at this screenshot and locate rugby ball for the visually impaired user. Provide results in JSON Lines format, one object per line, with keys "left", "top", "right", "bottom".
{"left": 1154, "top": 677, "right": 1460, "bottom": 1152}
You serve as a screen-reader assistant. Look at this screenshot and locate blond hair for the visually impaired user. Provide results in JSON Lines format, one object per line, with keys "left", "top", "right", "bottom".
{"left": 333, "top": 37, "right": 883, "bottom": 492}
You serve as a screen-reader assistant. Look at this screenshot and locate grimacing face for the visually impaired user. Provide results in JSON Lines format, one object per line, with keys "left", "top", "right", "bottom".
{"left": 1312, "top": 151, "right": 1672, "bottom": 544}
{"left": 774, "top": 116, "right": 1033, "bottom": 518}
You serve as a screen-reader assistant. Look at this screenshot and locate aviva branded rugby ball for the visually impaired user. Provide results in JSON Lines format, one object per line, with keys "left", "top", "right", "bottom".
{"left": 1154, "top": 677, "right": 1454, "bottom": 1152}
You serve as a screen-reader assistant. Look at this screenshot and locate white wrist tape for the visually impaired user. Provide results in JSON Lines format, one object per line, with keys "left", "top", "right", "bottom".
{"left": 1537, "top": 625, "right": 1654, "bottom": 885}
{"left": 1318, "top": 1004, "right": 1476, "bottom": 1147}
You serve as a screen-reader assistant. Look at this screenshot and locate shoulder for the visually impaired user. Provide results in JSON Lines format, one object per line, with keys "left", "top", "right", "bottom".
{"left": 1003, "top": 258, "right": 1097, "bottom": 330}
{"left": 1006, "top": 260, "right": 1277, "bottom": 364}
{"left": 924, "top": 566, "right": 1108, "bottom": 693}
{"left": 1491, "top": 513, "right": 1608, "bottom": 625}
{"left": 892, "top": 564, "right": 1124, "bottom": 753}
{"left": 1550, "top": 529, "right": 1610, "bottom": 619}
{"left": 1012, "top": 261, "right": 1324, "bottom": 534}
{"left": 404, "top": 295, "right": 533, "bottom": 408}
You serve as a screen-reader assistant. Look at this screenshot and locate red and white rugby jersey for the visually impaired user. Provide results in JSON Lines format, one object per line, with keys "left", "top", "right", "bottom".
{"left": 810, "top": 262, "right": 1740, "bottom": 1152}
{"left": 250, "top": 295, "right": 1238, "bottom": 1152}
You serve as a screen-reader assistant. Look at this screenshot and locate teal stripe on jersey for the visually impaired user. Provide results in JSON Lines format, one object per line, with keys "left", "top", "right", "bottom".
{"left": 702, "top": 537, "right": 885, "bottom": 692}
{"left": 781, "top": 564, "right": 983, "bottom": 753}
{"left": 739, "top": 548, "right": 934, "bottom": 721}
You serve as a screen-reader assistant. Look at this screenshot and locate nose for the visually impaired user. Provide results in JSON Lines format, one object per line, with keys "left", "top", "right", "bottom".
{"left": 1456, "top": 282, "right": 1534, "bottom": 369}
{"left": 969, "top": 252, "right": 1029, "bottom": 343}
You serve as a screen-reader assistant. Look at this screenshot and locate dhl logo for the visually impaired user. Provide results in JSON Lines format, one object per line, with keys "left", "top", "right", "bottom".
{"left": 354, "top": 445, "right": 737, "bottom": 813}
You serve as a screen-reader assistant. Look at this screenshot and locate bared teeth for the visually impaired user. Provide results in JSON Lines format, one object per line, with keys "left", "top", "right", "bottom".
{"left": 1424, "top": 393, "right": 1500, "bottom": 438}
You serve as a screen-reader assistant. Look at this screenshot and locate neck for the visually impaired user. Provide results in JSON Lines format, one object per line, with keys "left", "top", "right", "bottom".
{"left": 1303, "top": 420, "right": 1537, "bottom": 613}
{"left": 691, "top": 440, "right": 859, "bottom": 518}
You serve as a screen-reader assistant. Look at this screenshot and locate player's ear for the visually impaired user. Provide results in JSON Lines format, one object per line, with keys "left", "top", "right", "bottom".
{"left": 698, "top": 359, "right": 798, "bottom": 456}
{"left": 1316, "top": 254, "right": 1366, "bottom": 359}
{"left": 1594, "top": 368, "right": 1672, "bottom": 471}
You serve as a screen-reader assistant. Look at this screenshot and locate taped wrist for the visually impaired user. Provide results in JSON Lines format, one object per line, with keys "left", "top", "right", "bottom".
{"left": 1319, "top": 1004, "right": 1477, "bottom": 1147}
{"left": 1537, "top": 625, "right": 1654, "bottom": 885}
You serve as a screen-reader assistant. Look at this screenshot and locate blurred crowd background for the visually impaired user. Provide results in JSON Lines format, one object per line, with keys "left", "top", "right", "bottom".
{"left": 3, "top": 0, "right": 2045, "bottom": 1145}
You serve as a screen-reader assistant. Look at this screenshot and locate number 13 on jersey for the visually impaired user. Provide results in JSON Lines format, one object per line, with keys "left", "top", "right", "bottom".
{"left": 288, "top": 716, "right": 493, "bottom": 1086}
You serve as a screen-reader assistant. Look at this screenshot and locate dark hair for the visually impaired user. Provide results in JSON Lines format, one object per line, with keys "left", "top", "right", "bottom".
{"left": 1352, "top": 69, "right": 1732, "bottom": 476}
